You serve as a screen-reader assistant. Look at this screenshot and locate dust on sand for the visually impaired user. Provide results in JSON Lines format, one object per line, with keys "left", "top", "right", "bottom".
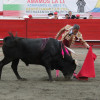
{"left": 0, "top": 48, "right": 100, "bottom": 100}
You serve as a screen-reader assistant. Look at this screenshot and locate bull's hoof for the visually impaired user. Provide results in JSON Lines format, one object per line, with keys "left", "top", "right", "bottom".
{"left": 18, "top": 78, "right": 27, "bottom": 81}
{"left": 49, "top": 78, "right": 54, "bottom": 82}
{"left": 45, "top": 78, "right": 54, "bottom": 82}
{"left": 65, "top": 77, "right": 71, "bottom": 81}
{"left": 49, "top": 80, "right": 53, "bottom": 82}
{"left": 65, "top": 78, "right": 71, "bottom": 81}
{"left": 73, "top": 76, "right": 77, "bottom": 79}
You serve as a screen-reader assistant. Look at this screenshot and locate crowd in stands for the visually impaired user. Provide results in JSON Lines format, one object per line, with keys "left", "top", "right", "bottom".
{"left": 27, "top": 11, "right": 93, "bottom": 19}
{"left": 47, "top": 11, "right": 93, "bottom": 19}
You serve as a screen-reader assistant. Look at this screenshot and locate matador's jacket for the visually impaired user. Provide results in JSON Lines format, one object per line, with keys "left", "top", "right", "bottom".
{"left": 61, "top": 25, "right": 86, "bottom": 47}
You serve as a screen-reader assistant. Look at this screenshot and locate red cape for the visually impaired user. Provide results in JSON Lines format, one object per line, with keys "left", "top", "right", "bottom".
{"left": 76, "top": 47, "right": 97, "bottom": 80}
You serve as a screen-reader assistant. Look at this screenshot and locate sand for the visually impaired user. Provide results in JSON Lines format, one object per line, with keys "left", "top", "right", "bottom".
{"left": 0, "top": 47, "right": 100, "bottom": 100}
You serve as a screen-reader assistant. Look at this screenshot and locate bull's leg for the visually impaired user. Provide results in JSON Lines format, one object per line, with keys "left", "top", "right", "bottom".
{"left": 0, "top": 57, "right": 12, "bottom": 80}
{"left": 45, "top": 66, "right": 53, "bottom": 82}
{"left": 0, "top": 63, "right": 4, "bottom": 79}
{"left": 42, "top": 53, "right": 53, "bottom": 81}
{"left": 11, "top": 59, "right": 26, "bottom": 81}
{"left": 42, "top": 52, "right": 53, "bottom": 81}
{"left": 42, "top": 59, "right": 53, "bottom": 81}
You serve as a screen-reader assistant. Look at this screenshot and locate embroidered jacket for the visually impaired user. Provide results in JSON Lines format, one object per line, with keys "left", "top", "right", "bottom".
{"left": 61, "top": 25, "right": 86, "bottom": 47}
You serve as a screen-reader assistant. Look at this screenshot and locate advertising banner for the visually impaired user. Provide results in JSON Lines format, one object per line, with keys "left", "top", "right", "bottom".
{"left": 3, "top": 0, "right": 100, "bottom": 17}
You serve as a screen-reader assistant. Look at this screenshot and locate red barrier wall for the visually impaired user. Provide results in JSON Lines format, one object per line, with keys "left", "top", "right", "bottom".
{"left": 0, "top": 19, "right": 26, "bottom": 38}
{"left": 0, "top": 19, "right": 100, "bottom": 41}
{"left": 27, "top": 19, "right": 100, "bottom": 40}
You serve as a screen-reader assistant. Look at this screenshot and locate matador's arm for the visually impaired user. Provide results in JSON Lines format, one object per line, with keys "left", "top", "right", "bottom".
{"left": 56, "top": 25, "right": 72, "bottom": 40}
{"left": 77, "top": 32, "right": 90, "bottom": 49}
{"left": 79, "top": 37, "right": 90, "bottom": 49}
{"left": 55, "top": 27, "right": 65, "bottom": 40}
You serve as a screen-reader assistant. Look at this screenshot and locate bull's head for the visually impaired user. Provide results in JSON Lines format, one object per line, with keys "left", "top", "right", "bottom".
{"left": 55, "top": 56, "right": 76, "bottom": 80}
{"left": 61, "top": 59, "right": 76, "bottom": 80}
{"left": 60, "top": 48, "right": 77, "bottom": 80}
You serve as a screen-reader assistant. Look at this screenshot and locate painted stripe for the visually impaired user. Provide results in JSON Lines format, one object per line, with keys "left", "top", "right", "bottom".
{"left": 96, "top": 0, "right": 100, "bottom": 8}
{"left": 3, "top": 4, "right": 23, "bottom": 11}
{"left": 0, "top": 11, "right": 3, "bottom": 15}
{"left": 3, "top": 0, "right": 25, "bottom": 4}
{"left": 91, "top": 12, "right": 100, "bottom": 17}
{"left": 91, "top": 8, "right": 100, "bottom": 12}
{"left": 3, "top": 10, "right": 21, "bottom": 16}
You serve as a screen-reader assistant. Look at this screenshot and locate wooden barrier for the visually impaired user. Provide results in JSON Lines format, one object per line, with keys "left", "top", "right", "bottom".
{"left": 0, "top": 19, "right": 100, "bottom": 47}
{"left": 0, "top": 19, "right": 26, "bottom": 38}
{"left": 27, "top": 19, "right": 100, "bottom": 41}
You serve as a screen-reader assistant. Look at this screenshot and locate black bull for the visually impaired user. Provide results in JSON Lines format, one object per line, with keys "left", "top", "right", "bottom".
{"left": 0, "top": 34, "right": 76, "bottom": 81}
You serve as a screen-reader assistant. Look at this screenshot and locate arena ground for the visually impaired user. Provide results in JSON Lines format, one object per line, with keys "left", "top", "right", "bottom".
{"left": 0, "top": 47, "right": 100, "bottom": 100}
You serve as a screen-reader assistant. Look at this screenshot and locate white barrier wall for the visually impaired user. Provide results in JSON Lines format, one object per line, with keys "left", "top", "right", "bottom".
{"left": 0, "top": 0, "right": 3, "bottom": 11}
{"left": 0, "top": 0, "right": 3, "bottom": 18}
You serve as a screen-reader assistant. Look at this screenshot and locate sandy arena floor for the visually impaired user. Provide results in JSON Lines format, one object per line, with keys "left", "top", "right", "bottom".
{"left": 0, "top": 47, "right": 100, "bottom": 100}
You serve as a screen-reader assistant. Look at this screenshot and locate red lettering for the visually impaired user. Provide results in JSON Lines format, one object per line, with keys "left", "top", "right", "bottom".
{"left": 27, "top": 0, "right": 50, "bottom": 3}
{"left": 38, "top": 0, "right": 44, "bottom": 3}
{"left": 31, "top": 0, "right": 38, "bottom": 3}
{"left": 60, "top": 0, "right": 64, "bottom": 3}
{"left": 46, "top": 0, "right": 50, "bottom": 3}
{"left": 27, "top": 0, "right": 31, "bottom": 3}
{"left": 52, "top": 0, "right": 58, "bottom": 3}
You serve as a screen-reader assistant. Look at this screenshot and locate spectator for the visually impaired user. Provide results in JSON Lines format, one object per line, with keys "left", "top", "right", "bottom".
{"left": 51, "top": 12, "right": 63, "bottom": 19}
{"left": 89, "top": 15, "right": 93, "bottom": 19}
{"left": 83, "top": 17, "right": 87, "bottom": 19}
{"left": 48, "top": 13, "right": 53, "bottom": 19}
{"left": 23, "top": 15, "right": 29, "bottom": 19}
{"left": 68, "top": 11, "right": 76, "bottom": 19}
{"left": 76, "top": 14, "right": 80, "bottom": 19}
{"left": 65, "top": 14, "right": 70, "bottom": 19}
{"left": 52, "top": 12, "right": 58, "bottom": 19}
{"left": 28, "top": 14, "right": 33, "bottom": 19}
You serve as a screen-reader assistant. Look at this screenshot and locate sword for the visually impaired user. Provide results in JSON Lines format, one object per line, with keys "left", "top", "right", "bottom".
{"left": 65, "top": 46, "right": 76, "bottom": 54}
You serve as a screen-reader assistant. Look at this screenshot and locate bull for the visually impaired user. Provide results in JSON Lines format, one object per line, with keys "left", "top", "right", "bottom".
{"left": 0, "top": 33, "right": 76, "bottom": 81}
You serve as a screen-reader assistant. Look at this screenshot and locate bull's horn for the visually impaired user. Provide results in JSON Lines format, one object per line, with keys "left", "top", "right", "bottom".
{"left": 65, "top": 46, "right": 76, "bottom": 54}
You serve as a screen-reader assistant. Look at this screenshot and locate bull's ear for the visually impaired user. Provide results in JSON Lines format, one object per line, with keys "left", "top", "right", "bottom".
{"left": 8, "top": 32, "right": 14, "bottom": 39}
